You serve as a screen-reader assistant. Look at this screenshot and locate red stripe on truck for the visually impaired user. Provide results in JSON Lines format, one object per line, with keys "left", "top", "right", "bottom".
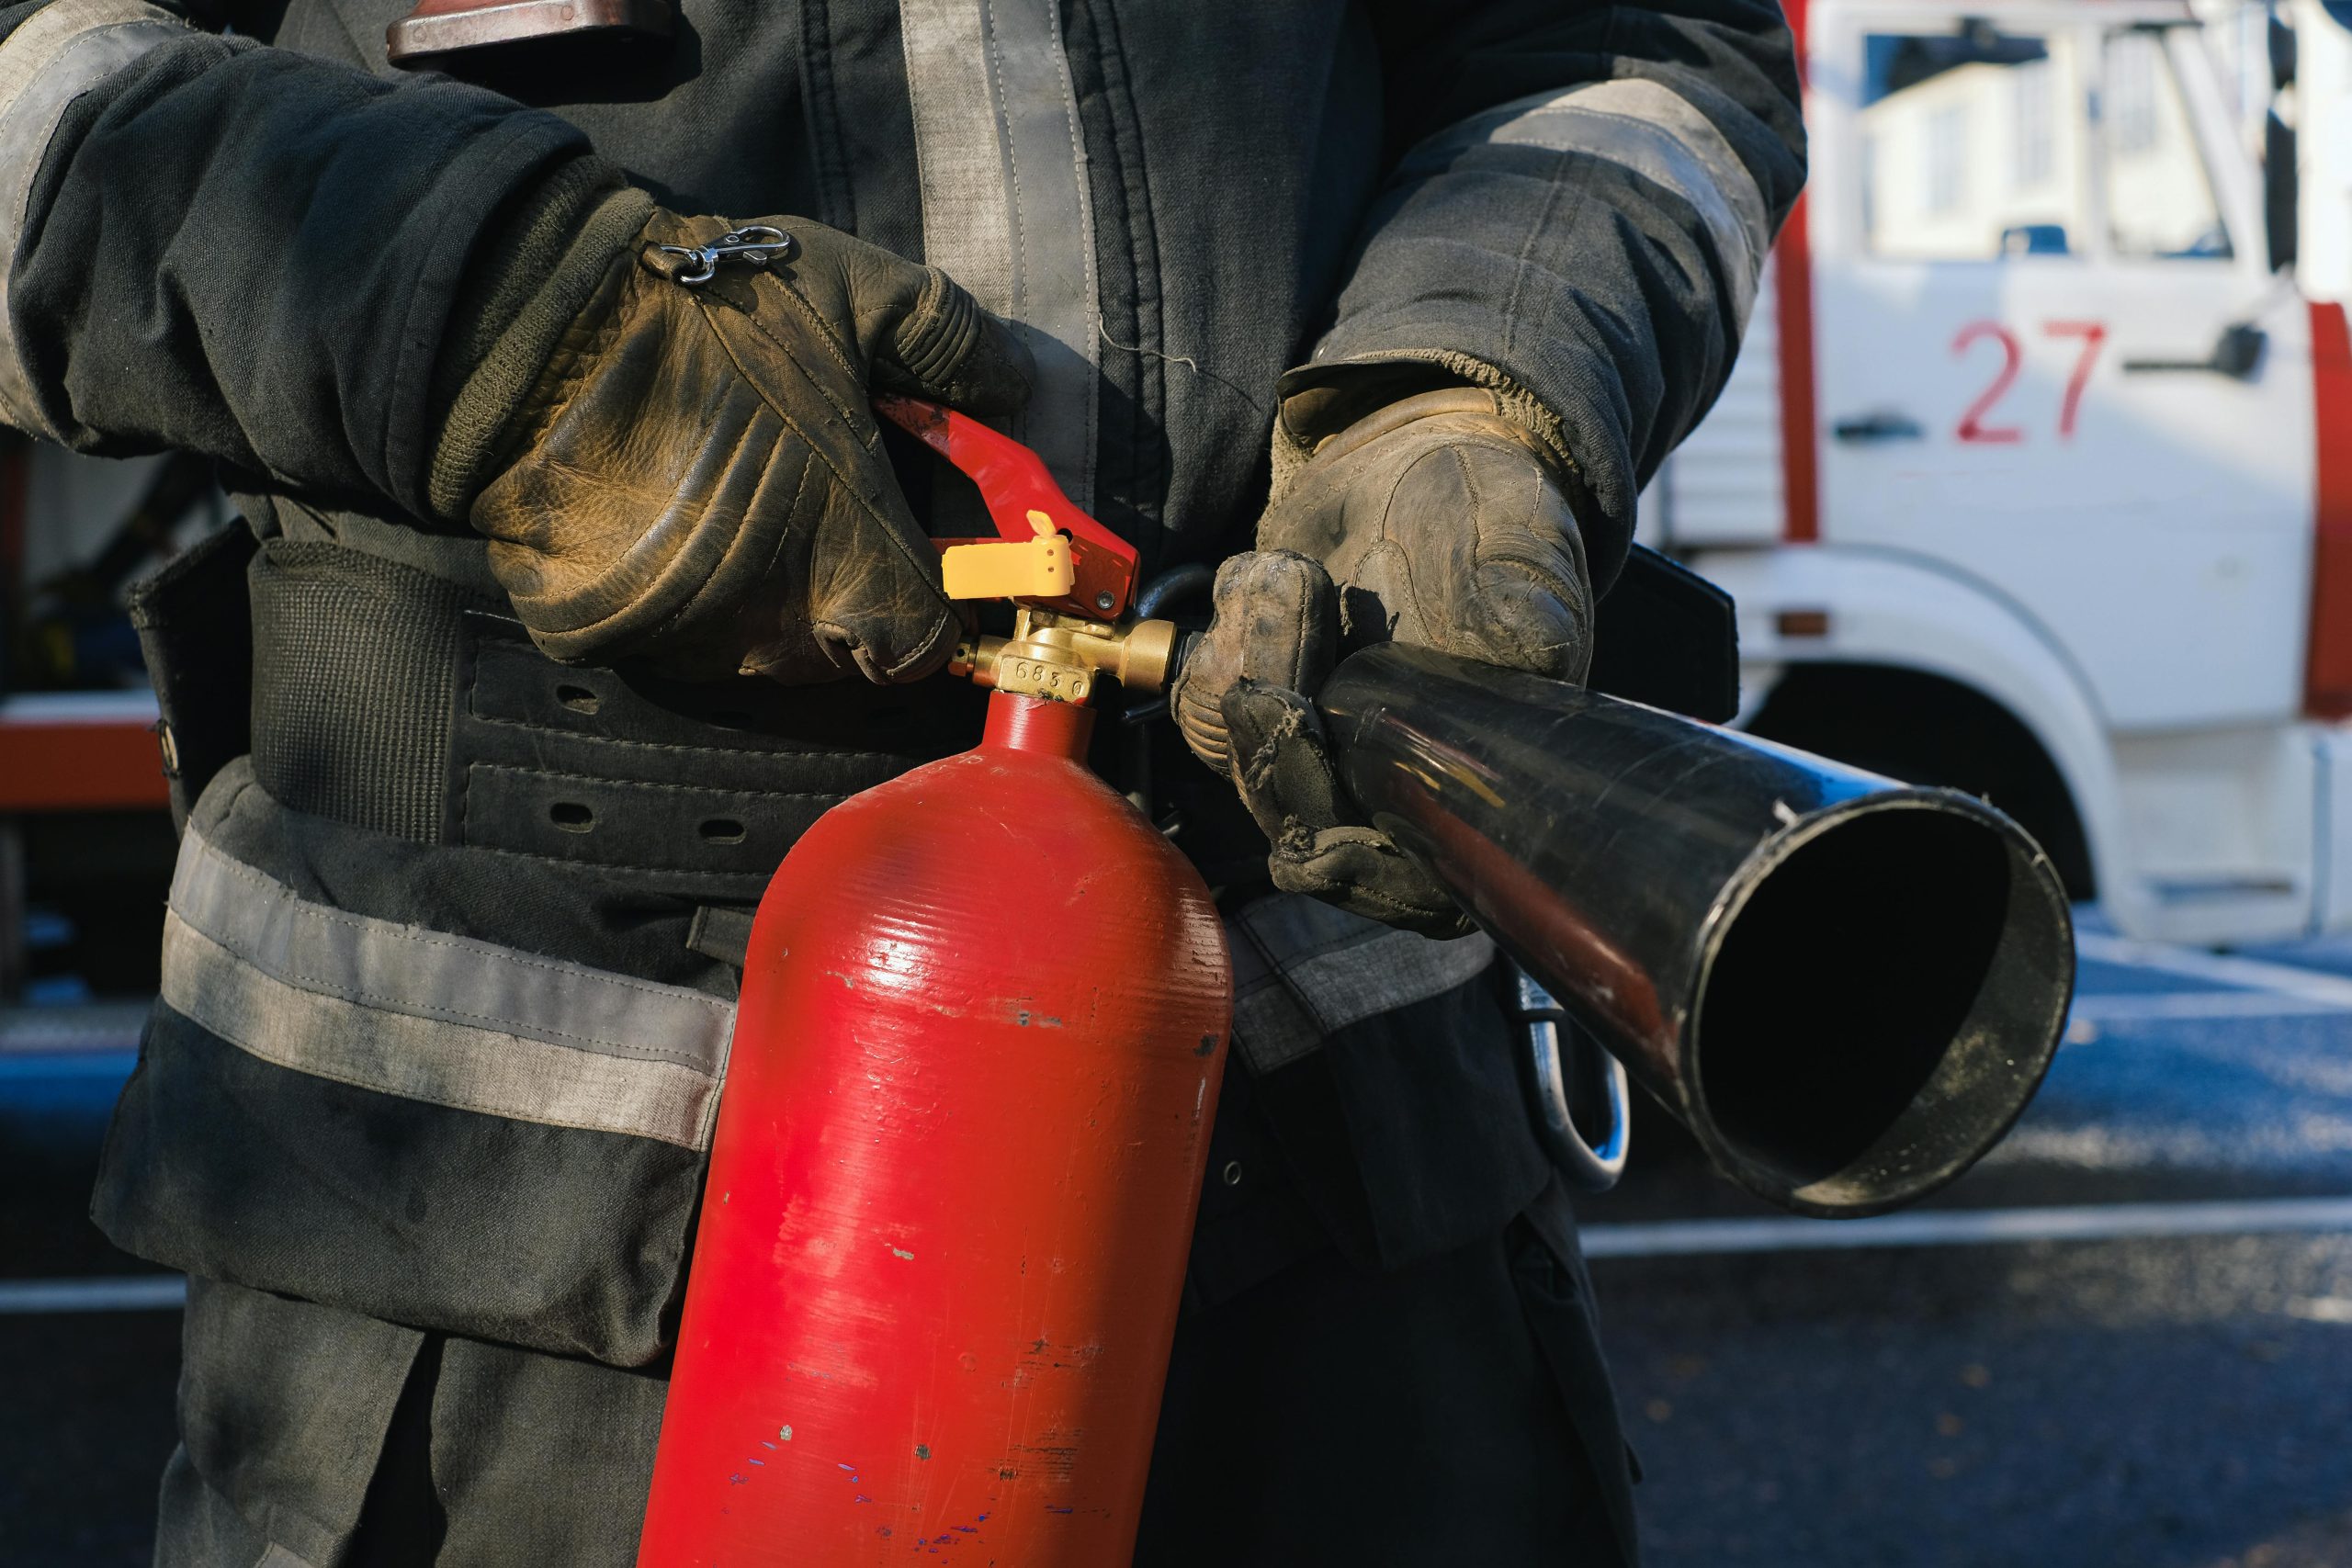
{"left": 0, "top": 712, "right": 168, "bottom": 812}
{"left": 1776, "top": 197, "right": 1819, "bottom": 543}
{"left": 1778, "top": 0, "right": 1818, "bottom": 543}
{"left": 2306, "top": 301, "right": 2352, "bottom": 720}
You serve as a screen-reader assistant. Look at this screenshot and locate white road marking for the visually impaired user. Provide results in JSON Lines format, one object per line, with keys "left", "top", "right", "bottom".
{"left": 0, "top": 1001, "right": 150, "bottom": 1055}
{"left": 6, "top": 943, "right": 2351, "bottom": 1311}
{"left": 1580, "top": 1196, "right": 2352, "bottom": 1258}
{"left": 2284, "top": 1295, "right": 2352, "bottom": 1324}
{"left": 2075, "top": 932, "right": 2352, "bottom": 1009}
{"left": 13, "top": 1201, "right": 2352, "bottom": 1308}
{"left": 2067, "top": 991, "right": 2352, "bottom": 1023}
{"left": 0, "top": 1275, "right": 187, "bottom": 1314}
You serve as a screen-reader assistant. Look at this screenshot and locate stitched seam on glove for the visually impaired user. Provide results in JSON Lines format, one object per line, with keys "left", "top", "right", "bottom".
{"left": 764, "top": 269, "right": 867, "bottom": 393}
{"left": 730, "top": 290, "right": 872, "bottom": 443}
{"left": 1278, "top": 347, "right": 1579, "bottom": 491}
{"left": 601, "top": 407, "right": 786, "bottom": 656}
{"left": 491, "top": 391, "right": 763, "bottom": 653}
{"left": 696, "top": 305, "right": 946, "bottom": 612}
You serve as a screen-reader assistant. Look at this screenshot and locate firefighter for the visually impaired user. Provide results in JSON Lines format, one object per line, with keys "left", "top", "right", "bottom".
{"left": 0, "top": 1, "right": 1801, "bottom": 1562}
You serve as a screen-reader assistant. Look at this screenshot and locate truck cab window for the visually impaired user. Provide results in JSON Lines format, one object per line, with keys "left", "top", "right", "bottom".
{"left": 1861, "top": 29, "right": 2086, "bottom": 261}
{"left": 2102, "top": 28, "right": 2232, "bottom": 259}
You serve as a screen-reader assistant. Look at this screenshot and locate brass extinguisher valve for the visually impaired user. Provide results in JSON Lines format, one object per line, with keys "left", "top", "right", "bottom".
{"left": 950, "top": 607, "right": 1180, "bottom": 705}
{"left": 874, "top": 395, "right": 1182, "bottom": 705}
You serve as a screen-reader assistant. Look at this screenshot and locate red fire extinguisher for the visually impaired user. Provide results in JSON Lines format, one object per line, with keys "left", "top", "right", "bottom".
{"left": 636, "top": 400, "right": 1232, "bottom": 1566}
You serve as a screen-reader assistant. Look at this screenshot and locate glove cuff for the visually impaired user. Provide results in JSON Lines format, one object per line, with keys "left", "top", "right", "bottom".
{"left": 425, "top": 173, "right": 655, "bottom": 522}
{"left": 1268, "top": 348, "right": 1580, "bottom": 512}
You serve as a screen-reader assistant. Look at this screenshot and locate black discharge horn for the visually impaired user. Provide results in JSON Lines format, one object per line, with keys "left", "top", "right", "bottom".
{"left": 1318, "top": 643, "right": 2076, "bottom": 1218}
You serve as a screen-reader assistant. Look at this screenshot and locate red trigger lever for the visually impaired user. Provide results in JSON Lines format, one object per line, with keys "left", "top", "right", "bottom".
{"left": 874, "top": 395, "right": 1140, "bottom": 621}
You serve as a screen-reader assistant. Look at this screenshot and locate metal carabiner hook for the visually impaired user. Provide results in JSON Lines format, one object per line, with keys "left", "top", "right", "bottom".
{"left": 1510, "top": 963, "right": 1631, "bottom": 1193}
{"left": 657, "top": 225, "right": 796, "bottom": 288}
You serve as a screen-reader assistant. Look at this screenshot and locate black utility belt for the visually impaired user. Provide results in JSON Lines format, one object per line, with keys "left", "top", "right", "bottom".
{"left": 161, "top": 533, "right": 984, "bottom": 895}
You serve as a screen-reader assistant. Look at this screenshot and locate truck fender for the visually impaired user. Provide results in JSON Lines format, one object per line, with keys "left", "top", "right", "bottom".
{"left": 1690, "top": 544, "right": 2145, "bottom": 933}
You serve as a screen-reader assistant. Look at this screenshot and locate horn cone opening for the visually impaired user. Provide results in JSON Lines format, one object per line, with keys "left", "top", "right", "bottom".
{"left": 1690, "top": 796, "right": 2074, "bottom": 1217}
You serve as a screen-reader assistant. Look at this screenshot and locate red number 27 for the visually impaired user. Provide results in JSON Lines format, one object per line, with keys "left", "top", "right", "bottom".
{"left": 1952, "top": 320, "right": 2106, "bottom": 444}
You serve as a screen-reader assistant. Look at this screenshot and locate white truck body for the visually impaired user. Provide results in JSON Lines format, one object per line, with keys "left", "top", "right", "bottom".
{"left": 2289, "top": 0, "right": 2352, "bottom": 302}
{"left": 1646, "top": 0, "right": 2352, "bottom": 944}
{"left": 6, "top": 0, "right": 2344, "bottom": 951}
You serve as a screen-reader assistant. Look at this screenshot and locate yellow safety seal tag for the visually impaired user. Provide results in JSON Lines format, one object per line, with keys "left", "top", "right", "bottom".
{"left": 940, "top": 511, "right": 1076, "bottom": 602}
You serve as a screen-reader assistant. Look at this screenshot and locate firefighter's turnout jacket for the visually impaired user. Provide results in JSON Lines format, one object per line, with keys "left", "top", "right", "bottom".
{"left": 0, "top": 2, "right": 1802, "bottom": 1562}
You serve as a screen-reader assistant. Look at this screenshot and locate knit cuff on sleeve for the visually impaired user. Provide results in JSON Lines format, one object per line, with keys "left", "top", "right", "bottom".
{"left": 1267, "top": 348, "right": 1583, "bottom": 518}
{"left": 425, "top": 166, "right": 653, "bottom": 522}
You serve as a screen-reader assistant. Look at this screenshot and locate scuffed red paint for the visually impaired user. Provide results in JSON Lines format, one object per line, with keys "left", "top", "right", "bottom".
{"left": 1776, "top": 0, "right": 1820, "bottom": 543}
{"left": 2305, "top": 301, "right": 2352, "bottom": 718}
{"left": 638, "top": 691, "right": 1232, "bottom": 1566}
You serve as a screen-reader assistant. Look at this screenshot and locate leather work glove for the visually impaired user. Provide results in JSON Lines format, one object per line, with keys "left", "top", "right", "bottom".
{"left": 458, "top": 208, "right": 1031, "bottom": 683}
{"left": 1171, "top": 387, "right": 1595, "bottom": 936}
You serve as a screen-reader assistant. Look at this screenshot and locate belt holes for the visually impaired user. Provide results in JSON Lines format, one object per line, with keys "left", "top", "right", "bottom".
{"left": 549, "top": 801, "right": 595, "bottom": 833}
{"left": 555, "top": 683, "right": 601, "bottom": 716}
{"left": 700, "top": 818, "right": 748, "bottom": 845}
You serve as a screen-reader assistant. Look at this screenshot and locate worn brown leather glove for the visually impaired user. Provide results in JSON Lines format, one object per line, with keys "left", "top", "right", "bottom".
{"left": 459, "top": 209, "right": 1030, "bottom": 683}
{"left": 1171, "top": 387, "right": 1594, "bottom": 935}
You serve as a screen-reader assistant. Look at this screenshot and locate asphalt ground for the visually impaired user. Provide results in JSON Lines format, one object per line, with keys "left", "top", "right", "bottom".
{"left": 1586, "top": 919, "right": 2352, "bottom": 1568}
{"left": 5, "top": 921, "right": 2352, "bottom": 1566}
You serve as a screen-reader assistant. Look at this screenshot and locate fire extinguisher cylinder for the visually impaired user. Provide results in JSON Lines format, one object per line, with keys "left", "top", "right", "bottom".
{"left": 636, "top": 686, "right": 1231, "bottom": 1566}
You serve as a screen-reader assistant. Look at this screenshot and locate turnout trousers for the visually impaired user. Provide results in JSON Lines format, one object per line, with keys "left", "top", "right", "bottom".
{"left": 105, "top": 534, "right": 1637, "bottom": 1566}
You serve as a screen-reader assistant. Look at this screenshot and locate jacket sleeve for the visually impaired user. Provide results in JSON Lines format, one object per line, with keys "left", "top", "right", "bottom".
{"left": 0, "top": 0, "right": 605, "bottom": 522}
{"left": 1308, "top": 0, "right": 1806, "bottom": 588}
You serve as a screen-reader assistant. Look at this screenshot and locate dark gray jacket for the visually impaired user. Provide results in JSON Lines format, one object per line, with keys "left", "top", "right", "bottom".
{"left": 0, "top": 4, "right": 1800, "bottom": 1562}
{"left": 1, "top": 0, "right": 1800, "bottom": 584}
